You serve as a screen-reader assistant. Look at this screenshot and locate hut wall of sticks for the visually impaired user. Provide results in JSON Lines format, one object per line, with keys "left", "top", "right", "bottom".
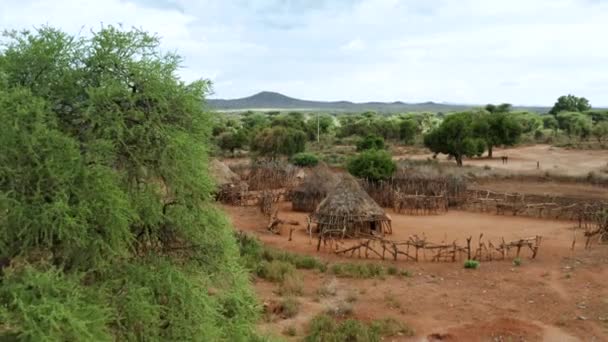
{"left": 312, "top": 176, "right": 392, "bottom": 248}
{"left": 291, "top": 164, "right": 339, "bottom": 212}
{"left": 362, "top": 171, "right": 465, "bottom": 215}
{"left": 233, "top": 159, "right": 299, "bottom": 191}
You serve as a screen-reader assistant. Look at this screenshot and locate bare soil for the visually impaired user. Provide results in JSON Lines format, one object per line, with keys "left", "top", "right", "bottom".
{"left": 223, "top": 202, "right": 608, "bottom": 341}
{"left": 398, "top": 144, "right": 608, "bottom": 176}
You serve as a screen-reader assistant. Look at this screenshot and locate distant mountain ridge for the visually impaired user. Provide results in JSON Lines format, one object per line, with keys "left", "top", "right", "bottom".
{"left": 208, "top": 91, "right": 550, "bottom": 113}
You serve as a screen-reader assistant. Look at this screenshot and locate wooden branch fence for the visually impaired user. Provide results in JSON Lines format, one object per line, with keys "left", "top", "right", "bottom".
{"left": 463, "top": 189, "right": 608, "bottom": 222}
{"left": 318, "top": 233, "right": 542, "bottom": 263}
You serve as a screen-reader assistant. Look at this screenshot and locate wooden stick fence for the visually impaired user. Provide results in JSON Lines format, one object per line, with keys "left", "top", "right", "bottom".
{"left": 322, "top": 234, "right": 542, "bottom": 263}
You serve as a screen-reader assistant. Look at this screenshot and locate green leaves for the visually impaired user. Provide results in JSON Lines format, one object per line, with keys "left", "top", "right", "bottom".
{"left": 1, "top": 26, "right": 258, "bottom": 340}
{"left": 347, "top": 149, "right": 396, "bottom": 182}
{"left": 423, "top": 112, "right": 487, "bottom": 166}
{"left": 550, "top": 94, "right": 591, "bottom": 115}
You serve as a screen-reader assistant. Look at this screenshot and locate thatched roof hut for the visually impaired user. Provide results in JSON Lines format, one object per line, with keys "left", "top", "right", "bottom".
{"left": 210, "top": 159, "right": 241, "bottom": 187}
{"left": 291, "top": 165, "right": 339, "bottom": 212}
{"left": 209, "top": 159, "right": 248, "bottom": 204}
{"left": 311, "top": 175, "right": 391, "bottom": 237}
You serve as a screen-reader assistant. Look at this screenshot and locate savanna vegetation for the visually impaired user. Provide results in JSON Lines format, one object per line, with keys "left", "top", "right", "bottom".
{"left": 0, "top": 26, "right": 260, "bottom": 341}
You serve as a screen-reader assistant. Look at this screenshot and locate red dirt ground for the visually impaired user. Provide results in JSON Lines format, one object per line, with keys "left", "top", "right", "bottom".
{"left": 222, "top": 202, "right": 608, "bottom": 341}
{"left": 397, "top": 144, "right": 608, "bottom": 176}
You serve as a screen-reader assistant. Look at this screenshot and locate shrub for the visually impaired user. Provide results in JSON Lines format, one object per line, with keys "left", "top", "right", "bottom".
{"left": 257, "top": 260, "right": 296, "bottom": 282}
{"left": 329, "top": 263, "right": 386, "bottom": 278}
{"left": 464, "top": 259, "right": 480, "bottom": 269}
{"left": 0, "top": 26, "right": 258, "bottom": 340}
{"left": 347, "top": 149, "right": 396, "bottom": 182}
{"left": 278, "top": 273, "right": 304, "bottom": 296}
{"left": 251, "top": 126, "right": 307, "bottom": 157}
{"left": 279, "top": 297, "right": 300, "bottom": 319}
{"left": 387, "top": 266, "right": 398, "bottom": 275}
{"left": 291, "top": 152, "right": 319, "bottom": 167}
{"left": 356, "top": 135, "right": 385, "bottom": 151}
{"left": 369, "top": 318, "right": 415, "bottom": 337}
{"left": 513, "top": 257, "right": 522, "bottom": 267}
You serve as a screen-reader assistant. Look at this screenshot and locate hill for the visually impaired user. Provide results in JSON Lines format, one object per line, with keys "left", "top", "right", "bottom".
{"left": 207, "top": 91, "right": 550, "bottom": 113}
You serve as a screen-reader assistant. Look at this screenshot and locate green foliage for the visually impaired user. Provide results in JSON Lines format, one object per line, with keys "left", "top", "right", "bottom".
{"left": 0, "top": 264, "right": 112, "bottom": 341}
{"left": 291, "top": 152, "right": 319, "bottom": 167}
{"left": 305, "top": 314, "right": 413, "bottom": 342}
{"left": 236, "top": 233, "right": 327, "bottom": 272}
{"left": 279, "top": 297, "right": 301, "bottom": 319}
{"left": 356, "top": 134, "right": 385, "bottom": 151}
{"left": 217, "top": 129, "right": 248, "bottom": 154}
{"left": 476, "top": 112, "right": 523, "bottom": 157}
{"left": 592, "top": 122, "right": 608, "bottom": 143}
{"left": 305, "top": 113, "right": 335, "bottom": 141}
{"left": 329, "top": 263, "right": 386, "bottom": 278}
{"left": 550, "top": 94, "right": 591, "bottom": 115}
{"left": 251, "top": 126, "right": 307, "bottom": 157}
{"left": 543, "top": 115, "right": 559, "bottom": 130}
{"left": 513, "top": 257, "right": 522, "bottom": 267}
{"left": 369, "top": 318, "right": 415, "bottom": 337}
{"left": 347, "top": 149, "right": 396, "bottom": 182}
{"left": 256, "top": 260, "right": 296, "bottom": 282}
{"left": 556, "top": 111, "right": 593, "bottom": 139}
{"left": 0, "top": 26, "right": 258, "bottom": 340}
{"left": 424, "top": 112, "right": 487, "bottom": 166}
{"left": 399, "top": 119, "right": 419, "bottom": 145}
{"left": 464, "top": 259, "right": 480, "bottom": 269}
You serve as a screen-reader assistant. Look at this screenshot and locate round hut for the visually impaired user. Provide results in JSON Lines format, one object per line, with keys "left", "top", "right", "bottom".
{"left": 209, "top": 159, "right": 247, "bottom": 204}
{"left": 291, "top": 165, "right": 339, "bottom": 212}
{"left": 311, "top": 175, "right": 391, "bottom": 237}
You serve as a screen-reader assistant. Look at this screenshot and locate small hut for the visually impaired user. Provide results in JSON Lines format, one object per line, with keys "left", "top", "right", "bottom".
{"left": 311, "top": 175, "right": 391, "bottom": 237}
{"left": 209, "top": 159, "right": 247, "bottom": 204}
{"left": 291, "top": 165, "right": 339, "bottom": 212}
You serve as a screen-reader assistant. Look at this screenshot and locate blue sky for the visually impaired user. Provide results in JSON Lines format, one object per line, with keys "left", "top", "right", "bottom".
{"left": 1, "top": 0, "right": 607, "bottom": 105}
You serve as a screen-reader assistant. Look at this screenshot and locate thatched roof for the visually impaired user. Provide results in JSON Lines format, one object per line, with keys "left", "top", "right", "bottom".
{"left": 209, "top": 159, "right": 241, "bottom": 187}
{"left": 313, "top": 175, "right": 388, "bottom": 222}
{"left": 293, "top": 165, "right": 338, "bottom": 197}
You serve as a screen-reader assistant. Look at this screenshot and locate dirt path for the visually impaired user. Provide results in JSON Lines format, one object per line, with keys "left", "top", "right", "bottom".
{"left": 222, "top": 202, "right": 608, "bottom": 341}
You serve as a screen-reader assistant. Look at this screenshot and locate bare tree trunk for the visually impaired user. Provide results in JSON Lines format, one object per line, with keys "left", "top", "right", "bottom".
{"left": 456, "top": 155, "right": 463, "bottom": 167}
{"left": 488, "top": 145, "right": 493, "bottom": 158}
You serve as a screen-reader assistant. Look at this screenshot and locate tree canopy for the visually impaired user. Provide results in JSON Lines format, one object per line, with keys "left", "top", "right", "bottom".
{"left": 347, "top": 149, "right": 396, "bottom": 182}
{"left": 549, "top": 94, "right": 591, "bottom": 115}
{"left": 424, "top": 112, "right": 486, "bottom": 166}
{"left": 0, "top": 26, "right": 257, "bottom": 340}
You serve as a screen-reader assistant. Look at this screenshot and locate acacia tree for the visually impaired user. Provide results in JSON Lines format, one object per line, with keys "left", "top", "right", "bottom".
{"left": 424, "top": 112, "right": 486, "bottom": 166}
{"left": 251, "top": 126, "right": 306, "bottom": 157}
{"left": 475, "top": 110, "right": 522, "bottom": 158}
{"left": 549, "top": 94, "right": 591, "bottom": 115}
{"left": 0, "top": 27, "right": 257, "bottom": 340}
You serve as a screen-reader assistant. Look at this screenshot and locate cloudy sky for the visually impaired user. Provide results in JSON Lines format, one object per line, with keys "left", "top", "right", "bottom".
{"left": 1, "top": 0, "right": 607, "bottom": 105}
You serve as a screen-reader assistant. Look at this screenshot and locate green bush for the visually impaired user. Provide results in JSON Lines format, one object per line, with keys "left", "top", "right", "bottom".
{"left": 369, "top": 318, "right": 415, "bottom": 337}
{"left": 347, "top": 149, "right": 396, "bottom": 182}
{"left": 513, "top": 257, "right": 522, "bottom": 267}
{"left": 329, "top": 263, "right": 386, "bottom": 278}
{"left": 305, "top": 314, "right": 413, "bottom": 342}
{"left": 256, "top": 260, "right": 296, "bottom": 282}
{"left": 0, "top": 26, "right": 258, "bottom": 340}
{"left": 356, "top": 135, "right": 385, "bottom": 151}
{"left": 279, "top": 297, "right": 301, "bottom": 318}
{"left": 291, "top": 152, "right": 319, "bottom": 167}
{"left": 464, "top": 259, "right": 480, "bottom": 269}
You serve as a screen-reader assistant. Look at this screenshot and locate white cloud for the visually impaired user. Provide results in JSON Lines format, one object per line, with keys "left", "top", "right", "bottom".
{"left": 1, "top": 0, "right": 607, "bottom": 106}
